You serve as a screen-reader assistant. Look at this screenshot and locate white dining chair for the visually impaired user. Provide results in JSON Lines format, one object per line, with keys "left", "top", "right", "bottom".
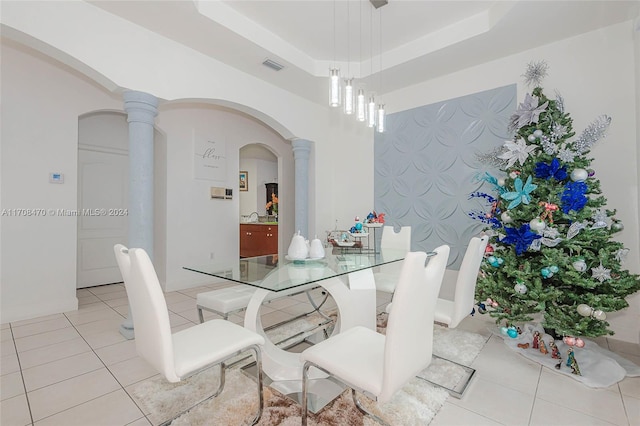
{"left": 374, "top": 225, "right": 412, "bottom": 294}
{"left": 114, "top": 244, "right": 265, "bottom": 425}
{"left": 300, "top": 246, "right": 450, "bottom": 425}
{"left": 434, "top": 235, "right": 489, "bottom": 328}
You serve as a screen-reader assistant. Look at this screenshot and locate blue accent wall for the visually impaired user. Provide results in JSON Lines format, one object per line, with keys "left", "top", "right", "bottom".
{"left": 374, "top": 84, "right": 516, "bottom": 267}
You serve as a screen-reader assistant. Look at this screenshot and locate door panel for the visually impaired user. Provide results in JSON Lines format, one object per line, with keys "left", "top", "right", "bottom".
{"left": 77, "top": 149, "right": 128, "bottom": 288}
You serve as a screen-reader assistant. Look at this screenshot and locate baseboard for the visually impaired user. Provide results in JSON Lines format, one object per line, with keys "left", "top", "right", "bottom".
{"left": 0, "top": 296, "right": 78, "bottom": 324}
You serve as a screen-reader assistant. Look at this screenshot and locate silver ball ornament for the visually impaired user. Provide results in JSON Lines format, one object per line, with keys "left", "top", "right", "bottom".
{"left": 593, "top": 310, "right": 607, "bottom": 321}
{"left": 497, "top": 177, "right": 506, "bottom": 187}
{"left": 514, "top": 282, "right": 528, "bottom": 294}
{"left": 577, "top": 304, "right": 593, "bottom": 317}
{"left": 570, "top": 168, "right": 588, "bottom": 182}
{"left": 529, "top": 218, "right": 546, "bottom": 232}
{"left": 572, "top": 259, "right": 587, "bottom": 272}
{"left": 527, "top": 134, "right": 536, "bottom": 142}
{"left": 611, "top": 221, "right": 624, "bottom": 232}
{"left": 501, "top": 211, "right": 513, "bottom": 223}
{"left": 533, "top": 129, "right": 543, "bottom": 138}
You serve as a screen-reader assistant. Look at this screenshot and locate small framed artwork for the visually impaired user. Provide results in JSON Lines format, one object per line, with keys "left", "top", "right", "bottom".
{"left": 239, "top": 171, "right": 248, "bottom": 191}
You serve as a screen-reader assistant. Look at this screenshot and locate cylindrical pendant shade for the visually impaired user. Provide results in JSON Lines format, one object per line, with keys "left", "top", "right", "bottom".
{"left": 367, "top": 96, "right": 376, "bottom": 128}
{"left": 329, "top": 68, "right": 341, "bottom": 107}
{"left": 344, "top": 79, "right": 354, "bottom": 115}
{"left": 356, "top": 89, "right": 366, "bottom": 122}
{"left": 376, "top": 104, "right": 385, "bottom": 133}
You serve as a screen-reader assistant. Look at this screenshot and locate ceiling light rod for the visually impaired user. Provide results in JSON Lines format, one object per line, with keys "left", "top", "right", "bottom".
{"left": 329, "top": 0, "right": 341, "bottom": 107}
{"left": 369, "top": 0, "right": 388, "bottom": 9}
{"left": 344, "top": 0, "right": 354, "bottom": 114}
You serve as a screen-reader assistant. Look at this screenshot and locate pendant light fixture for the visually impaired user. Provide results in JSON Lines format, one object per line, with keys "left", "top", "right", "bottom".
{"left": 356, "top": 89, "right": 366, "bottom": 121}
{"left": 330, "top": 68, "right": 341, "bottom": 107}
{"left": 355, "top": 0, "right": 366, "bottom": 122}
{"left": 329, "top": 0, "right": 341, "bottom": 107}
{"left": 367, "top": 96, "right": 376, "bottom": 128}
{"left": 367, "top": 3, "right": 376, "bottom": 128}
{"left": 376, "top": 5, "right": 385, "bottom": 133}
{"left": 344, "top": 78, "right": 354, "bottom": 114}
{"left": 377, "top": 104, "right": 385, "bottom": 132}
{"left": 343, "top": 1, "right": 354, "bottom": 114}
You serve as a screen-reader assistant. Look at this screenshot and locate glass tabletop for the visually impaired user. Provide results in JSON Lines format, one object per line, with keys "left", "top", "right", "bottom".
{"left": 183, "top": 248, "right": 409, "bottom": 293}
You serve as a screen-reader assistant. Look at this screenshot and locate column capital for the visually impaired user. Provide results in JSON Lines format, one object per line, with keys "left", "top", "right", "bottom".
{"left": 123, "top": 90, "right": 159, "bottom": 125}
{"left": 292, "top": 139, "right": 312, "bottom": 159}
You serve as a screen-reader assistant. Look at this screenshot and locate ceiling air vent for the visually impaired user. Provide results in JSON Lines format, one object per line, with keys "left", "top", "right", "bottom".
{"left": 262, "top": 59, "right": 284, "bottom": 71}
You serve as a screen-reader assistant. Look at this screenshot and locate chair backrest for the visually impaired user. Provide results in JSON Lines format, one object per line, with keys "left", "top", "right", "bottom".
{"left": 380, "top": 226, "right": 411, "bottom": 251}
{"left": 114, "top": 245, "right": 179, "bottom": 382}
{"left": 381, "top": 245, "right": 450, "bottom": 403}
{"left": 450, "top": 236, "right": 489, "bottom": 326}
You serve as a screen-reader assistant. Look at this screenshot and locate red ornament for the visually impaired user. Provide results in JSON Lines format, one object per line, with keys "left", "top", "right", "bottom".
{"left": 484, "top": 245, "right": 494, "bottom": 256}
{"left": 563, "top": 336, "right": 576, "bottom": 346}
{"left": 575, "top": 338, "right": 585, "bottom": 348}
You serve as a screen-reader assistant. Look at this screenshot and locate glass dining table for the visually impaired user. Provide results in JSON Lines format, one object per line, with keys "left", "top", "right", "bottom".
{"left": 183, "top": 249, "right": 407, "bottom": 383}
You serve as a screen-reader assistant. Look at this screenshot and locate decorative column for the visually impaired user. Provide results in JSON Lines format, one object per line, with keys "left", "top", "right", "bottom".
{"left": 292, "top": 139, "right": 313, "bottom": 238}
{"left": 121, "top": 90, "right": 159, "bottom": 339}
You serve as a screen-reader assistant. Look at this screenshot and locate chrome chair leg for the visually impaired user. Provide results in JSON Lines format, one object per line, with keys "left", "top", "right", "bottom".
{"left": 301, "top": 361, "right": 312, "bottom": 426}
{"left": 212, "top": 362, "right": 226, "bottom": 397}
{"left": 249, "top": 345, "right": 264, "bottom": 425}
{"left": 351, "top": 389, "right": 390, "bottom": 426}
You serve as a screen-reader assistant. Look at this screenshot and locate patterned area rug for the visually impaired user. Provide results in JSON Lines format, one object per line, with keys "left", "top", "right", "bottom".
{"left": 129, "top": 314, "right": 488, "bottom": 425}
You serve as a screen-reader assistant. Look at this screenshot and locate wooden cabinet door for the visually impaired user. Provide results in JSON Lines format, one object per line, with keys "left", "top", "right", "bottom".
{"left": 264, "top": 225, "right": 278, "bottom": 255}
{"left": 240, "top": 224, "right": 278, "bottom": 257}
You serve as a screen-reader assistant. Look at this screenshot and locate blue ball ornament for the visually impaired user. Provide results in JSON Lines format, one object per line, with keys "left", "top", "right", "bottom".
{"left": 507, "top": 328, "right": 519, "bottom": 338}
{"left": 355, "top": 222, "right": 363, "bottom": 231}
{"left": 549, "top": 265, "right": 559, "bottom": 273}
{"left": 541, "top": 267, "right": 551, "bottom": 278}
{"left": 488, "top": 256, "right": 503, "bottom": 267}
{"left": 350, "top": 226, "right": 357, "bottom": 233}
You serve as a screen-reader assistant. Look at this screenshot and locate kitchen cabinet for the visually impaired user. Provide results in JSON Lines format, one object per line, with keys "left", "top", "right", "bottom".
{"left": 240, "top": 224, "right": 278, "bottom": 258}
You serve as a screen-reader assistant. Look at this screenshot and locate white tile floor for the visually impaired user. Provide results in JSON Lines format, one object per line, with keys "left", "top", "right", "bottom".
{"left": 1, "top": 281, "right": 639, "bottom": 426}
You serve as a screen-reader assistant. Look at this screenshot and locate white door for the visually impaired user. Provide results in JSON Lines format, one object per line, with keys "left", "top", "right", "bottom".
{"left": 77, "top": 148, "right": 128, "bottom": 288}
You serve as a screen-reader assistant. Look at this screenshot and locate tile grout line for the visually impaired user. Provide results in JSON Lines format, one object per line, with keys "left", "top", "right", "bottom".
{"left": 8, "top": 323, "right": 35, "bottom": 426}
{"left": 23, "top": 297, "right": 153, "bottom": 425}
{"left": 527, "top": 363, "right": 544, "bottom": 425}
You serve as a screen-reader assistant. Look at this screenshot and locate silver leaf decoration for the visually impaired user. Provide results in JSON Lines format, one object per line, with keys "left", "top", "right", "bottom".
{"left": 541, "top": 237, "right": 563, "bottom": 247}
{"left": 567, "top": 221, "right": 587, "bottom": 239}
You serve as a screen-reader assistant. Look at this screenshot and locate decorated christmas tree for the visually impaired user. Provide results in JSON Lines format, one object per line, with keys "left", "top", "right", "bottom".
{"left": 471, "top": 62, "right": 640, "bottom": 339}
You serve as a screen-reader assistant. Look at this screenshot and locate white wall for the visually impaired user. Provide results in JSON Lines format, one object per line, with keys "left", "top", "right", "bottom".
{"left": 154, "top": 105, "right": 294, "bottom": 291}
{"left": 0, "top": 43, "right": 123, "bottom": 322}
{"left": 385, "top": 21, "right": 640, "bottom": 343}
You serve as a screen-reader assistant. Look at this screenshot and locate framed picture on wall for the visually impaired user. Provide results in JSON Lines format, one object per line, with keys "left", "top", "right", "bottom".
{"left": 239, "top": 171, "right": 248, "bottom": 191}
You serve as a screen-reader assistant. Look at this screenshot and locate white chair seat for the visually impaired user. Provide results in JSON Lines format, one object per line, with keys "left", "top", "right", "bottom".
{"left": 197, "top": 286, "right": 257, "bottom": 315}
{"left": 172, "top": 319, "right": 264, "bottom": 378}
{"left": 302, "top": 326, "right": 385, "bottom": 396}
{"left": 196, "top": 282, "right": 322, "bottom": 322}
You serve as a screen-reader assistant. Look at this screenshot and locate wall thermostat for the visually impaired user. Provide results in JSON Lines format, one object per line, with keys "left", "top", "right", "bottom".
{"left": 49, "top": 173, "right": 64, "bottom": 184}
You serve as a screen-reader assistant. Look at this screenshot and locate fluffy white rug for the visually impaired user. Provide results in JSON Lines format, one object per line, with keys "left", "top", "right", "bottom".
{"left": 129, "top": 317, "right": 488, "bottom": 425}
